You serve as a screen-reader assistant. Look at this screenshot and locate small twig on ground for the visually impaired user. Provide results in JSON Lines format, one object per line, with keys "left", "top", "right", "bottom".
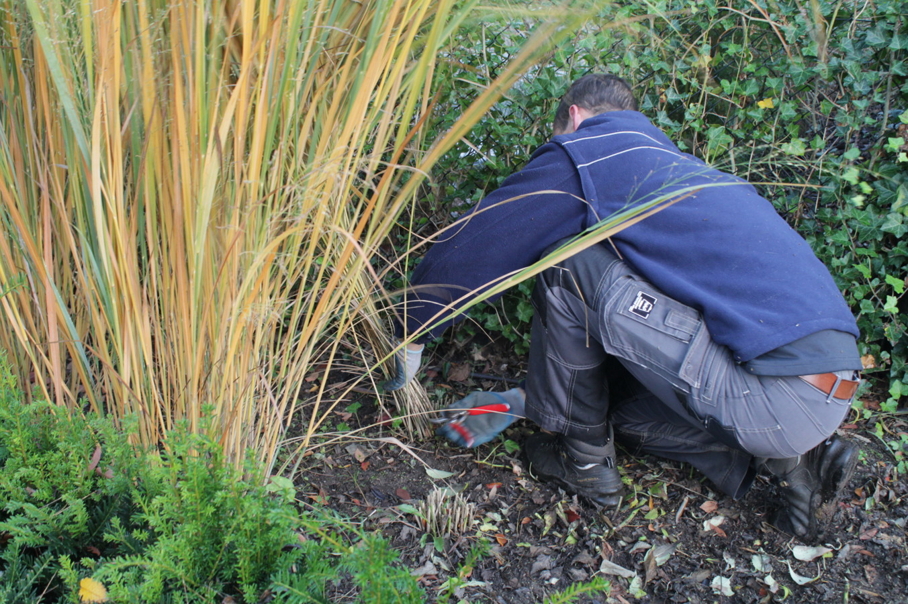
{"left": 675, "top": 495, "right": 689, "bottom": 522}
{"left": 470, "top": 372, "right": 522, "bottom": 385}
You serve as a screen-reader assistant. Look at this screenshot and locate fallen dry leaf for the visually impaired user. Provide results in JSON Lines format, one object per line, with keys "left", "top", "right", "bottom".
{"left": 395, "top": 488, "right": 411, "bottom": 500}
{"left": 426, "top": 468, "right": 455, "bottom": 480}
{"left": 786, "top": 561, "right": 818, "bottom": 585}
{"left": 78, "top": 578, "right": 108, "bottom": 603}
{"left": 643, "top": 548, "right": 658, "bottom": 584}
{"left": 345, "top": 444, "right": 367, "bottom": 463}
{"left": 599, "top": 558, "right": 636, "bottom": 578}
{"left": 573, "top": 551, "right": 597, "bottom": 566}
{"left": 531, "top": 554, "right": 555, "bottom": 575}
{"left": 652, "top": 542, "right": 679, "bottom": 566}
{"left": 448, "top": 363, "right": 471, "bottom": 382}
{"left": 628, "top": 541, "right": 651, "bottom": 555}
{"left": 864, "top": 564, "right": 879, "bottom": 584}
{"left": 410, "top": 560, "right": 438, "bottom": 577}
{"left": 703, "top": 515, "right": 727, "bottom": 537}
{"left": 700, "top": 500, "right": 718, "bottom": 513}
{"left": 711, "top": 576, "right": 733, "bottom": 596}
{"left": 792, "top": 545, "right": 832, "bottom": 562}
{"left": 495, "top": 533, "right": 508, "bottom": 546}
{"left": 88, "top": 445, "right": 102, "bottom": 473}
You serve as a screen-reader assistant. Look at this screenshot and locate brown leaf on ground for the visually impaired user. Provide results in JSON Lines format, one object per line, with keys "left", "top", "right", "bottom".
{"left": 573, "top": 551, "right": 597, "bottom": 567}
{"left": 700, "top": 500, "right": 718, "bottom": 513}
{"left": 644, "top": 547, "right": 658, "bottom": 584}
{"left": 411, "top": 560, "right": 438, "bottom": 577}
{"left": 864, "top": 564, "right": 879, "bottom": 584}
{"left": 448, "top": 362, "right": 471, "bottom": 382}
{"left": 376, "top": 412, "right": 393, "bottom": 426}
{"left": 531, "top": 554, "right": 554, "bottom": 575}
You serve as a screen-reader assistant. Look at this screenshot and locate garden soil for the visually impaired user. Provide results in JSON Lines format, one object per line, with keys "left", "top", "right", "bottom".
{"left": 299, "top": 341, "right": 908, "bottom": 604}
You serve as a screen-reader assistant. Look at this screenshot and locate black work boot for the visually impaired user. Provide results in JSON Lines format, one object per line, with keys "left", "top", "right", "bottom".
{"left": 761, "top": 435, "right": 859, "bottom": 542}
{"left": 524, "top": 428, "right": 623, "bottom": 508}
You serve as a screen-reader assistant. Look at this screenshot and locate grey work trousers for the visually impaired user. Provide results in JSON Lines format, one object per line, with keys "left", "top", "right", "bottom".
{"left": 524, "top": 243, "right": 856, "bottom": 498}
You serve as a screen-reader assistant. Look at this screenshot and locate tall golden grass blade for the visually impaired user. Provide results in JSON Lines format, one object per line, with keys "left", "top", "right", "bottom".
{"left": 0, "top": 0, "right": 591, "bottom": 473}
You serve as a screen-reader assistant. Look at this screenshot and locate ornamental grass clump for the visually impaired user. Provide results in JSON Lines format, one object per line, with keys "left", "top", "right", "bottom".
{"left": 0, "top": 0, "right": 573, "bottom": 469}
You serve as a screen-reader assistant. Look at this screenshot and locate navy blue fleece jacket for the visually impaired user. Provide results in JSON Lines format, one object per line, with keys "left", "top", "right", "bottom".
{"left": 400, "top": 111, "right": 859, "bottom": 364}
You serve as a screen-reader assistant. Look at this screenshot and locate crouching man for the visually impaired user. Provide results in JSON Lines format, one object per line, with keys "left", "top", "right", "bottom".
{"left": 386, "top": 74, "right": 862, "bottom": 542}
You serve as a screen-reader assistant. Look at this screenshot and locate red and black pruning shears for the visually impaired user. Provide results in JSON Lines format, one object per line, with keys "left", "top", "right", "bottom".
{"left": 429, "top": 402, "right": 511, "bottom": 448}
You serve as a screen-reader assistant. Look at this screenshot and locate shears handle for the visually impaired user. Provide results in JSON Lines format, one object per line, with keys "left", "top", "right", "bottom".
{"left": 463, "top": 403, "right": 510, "bottom": 416}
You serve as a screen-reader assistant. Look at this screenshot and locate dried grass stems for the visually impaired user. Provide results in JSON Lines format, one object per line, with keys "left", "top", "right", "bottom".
{"left": 0, "top": 0, "right": 579, "bottom": 472}
{"left": 418, "top": 487, "right": 476, "bottom": 540}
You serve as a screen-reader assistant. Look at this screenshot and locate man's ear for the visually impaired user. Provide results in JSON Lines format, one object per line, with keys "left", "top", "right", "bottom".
{"left": 568, "top": 104, "right": 589, "bottom": 132}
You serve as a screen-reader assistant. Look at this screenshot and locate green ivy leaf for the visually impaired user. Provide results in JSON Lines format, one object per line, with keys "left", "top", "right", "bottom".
{"left": 886, "top": 137, "right": 905, "bottom": 153}
{"left": 890, "top": 33, "right": 908, "bottom": 50}
{"left": 842, "top": 166, "right": 861, "bottom": 184}
{"left": 881, "top": 213, "right": 907, "bottom": 237}
{"left": 885, "top": 274, "right": 906, "bottom": 295}
{"left": 894, "top": 185, "right": 908, "bottom": 213}
{"left": 781, "top": 138, "right": 807, "bottom": 156}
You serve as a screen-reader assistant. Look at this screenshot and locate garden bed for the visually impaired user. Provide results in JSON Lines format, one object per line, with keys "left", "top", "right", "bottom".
{"left": 301, "top": 342, "right": 908, "bottom": 603}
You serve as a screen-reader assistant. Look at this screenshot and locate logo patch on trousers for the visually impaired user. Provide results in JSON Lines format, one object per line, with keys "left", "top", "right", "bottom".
{"left": 630, "top": 291, "right": 657, "bottom": 319}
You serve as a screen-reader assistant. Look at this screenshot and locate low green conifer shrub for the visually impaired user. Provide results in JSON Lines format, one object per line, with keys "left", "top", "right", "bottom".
{"left": 0, "top": 357, "right": 423, "bottom": 603}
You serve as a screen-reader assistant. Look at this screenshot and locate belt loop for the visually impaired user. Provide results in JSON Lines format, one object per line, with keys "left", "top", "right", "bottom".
{"left": 826, "top": 373, "right": 843, "bottom": 404}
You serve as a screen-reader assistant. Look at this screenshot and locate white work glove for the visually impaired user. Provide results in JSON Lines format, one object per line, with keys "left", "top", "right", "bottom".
{"left": 382, "top": 342, "right": 424, "bottom": 391}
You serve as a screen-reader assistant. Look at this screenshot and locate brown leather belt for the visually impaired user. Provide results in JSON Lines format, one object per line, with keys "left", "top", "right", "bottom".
{"left": 799, "top": 373, "right": 859, "bottom": 400}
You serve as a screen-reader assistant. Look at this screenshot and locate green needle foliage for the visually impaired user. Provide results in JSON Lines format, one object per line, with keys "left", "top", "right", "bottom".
{"left": 0, "top": 0, "right": 579, "bottom": 468}
{"left": 0, "top": 356, "right": 424, "bottom": 603}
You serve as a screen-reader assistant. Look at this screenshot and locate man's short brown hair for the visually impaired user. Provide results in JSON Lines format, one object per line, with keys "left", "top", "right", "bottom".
{"left": 553, "top": 73, "right": 637, "bottom": 134}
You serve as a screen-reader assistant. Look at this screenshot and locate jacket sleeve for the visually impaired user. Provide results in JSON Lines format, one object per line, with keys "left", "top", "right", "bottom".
{"left": 396, "top": 142, "right": 588, "bottom": 343}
